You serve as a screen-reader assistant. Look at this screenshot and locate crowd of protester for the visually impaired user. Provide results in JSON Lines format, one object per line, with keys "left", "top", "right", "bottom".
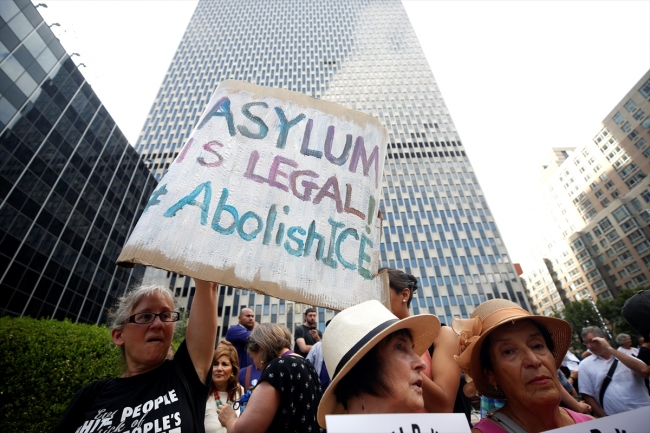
{"left": 54, "top": 272, "right": 650, "bottom": 433}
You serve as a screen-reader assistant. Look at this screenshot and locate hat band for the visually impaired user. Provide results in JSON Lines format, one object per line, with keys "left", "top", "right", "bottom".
{"left": 333, "top": 318, "right": 399, "bottom": 379}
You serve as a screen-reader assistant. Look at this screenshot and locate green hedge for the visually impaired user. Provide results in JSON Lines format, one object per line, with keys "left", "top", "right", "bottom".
{"left": 0, "top": 316, "right": 122, "bottom": 433}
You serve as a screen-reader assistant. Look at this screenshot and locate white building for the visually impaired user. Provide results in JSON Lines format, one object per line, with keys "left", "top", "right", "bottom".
{"left": 134, "top": 0, "right": 528, "bottom": 337}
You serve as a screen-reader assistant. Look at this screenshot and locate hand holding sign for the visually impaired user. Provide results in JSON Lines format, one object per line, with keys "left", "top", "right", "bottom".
{"left": 117, "top": 80, "right": 389, "bottom": 310}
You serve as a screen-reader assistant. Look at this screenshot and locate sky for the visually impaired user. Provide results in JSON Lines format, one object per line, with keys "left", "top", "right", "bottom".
{"left": 35, "top": 1, "right": 650, "bottom": 272}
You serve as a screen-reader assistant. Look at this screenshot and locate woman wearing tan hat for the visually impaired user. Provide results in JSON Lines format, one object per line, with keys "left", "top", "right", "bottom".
{"left": 383, "top": 267, "right": 462, "bottom": 413}
{"left": 453, "top": 299, "right": 593, "bottom": 433}
{"left": 317, "top": 300, "right": 440, "bottom": 429}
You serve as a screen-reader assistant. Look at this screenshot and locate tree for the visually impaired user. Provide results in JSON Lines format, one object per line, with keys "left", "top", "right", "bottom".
{"left": 552, "top": 300, "right": 601, "bottom": 353}
{"left": 596, "top": 287, "right": 647, "bottom": 341}
{"left": 555, "top": 287, "right": 648, "bottom": 353}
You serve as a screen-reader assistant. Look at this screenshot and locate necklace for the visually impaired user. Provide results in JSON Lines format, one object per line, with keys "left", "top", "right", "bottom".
{"left": 213, "top": 389, "right": 233, "bottom": 407}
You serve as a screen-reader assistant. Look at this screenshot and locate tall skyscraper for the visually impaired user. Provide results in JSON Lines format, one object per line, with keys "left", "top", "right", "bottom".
{"left": 522, "top": 71, "right": 650, "bottom": 315}
{"left": 0, "top": 0, "right": 156, "bottom": 324}
{"left": 135, "top": 0, "right": 528, "bottom": 335}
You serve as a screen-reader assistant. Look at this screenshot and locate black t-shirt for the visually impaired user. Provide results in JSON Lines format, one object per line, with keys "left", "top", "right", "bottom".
{"left": 293, "top": 324, "right": 321, "bottom": 358}
{"left": 259, "top": 355, "right": 325, "bottom": 433}
{"left": 53, "top": 340, "right": 209, "bottom": 433}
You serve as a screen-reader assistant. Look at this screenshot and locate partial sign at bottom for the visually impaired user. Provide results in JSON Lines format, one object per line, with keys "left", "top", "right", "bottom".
{"left": 543, "top": 406, "right": 649, "bottom": 432}
{"left": 325, "top": 413, "right": 471, "bottom": 433}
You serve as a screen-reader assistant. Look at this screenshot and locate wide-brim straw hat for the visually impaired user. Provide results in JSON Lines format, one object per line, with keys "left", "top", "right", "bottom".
{"left": 452, "top": 299, "right": 572, "bottom": 399}
{"left": 317, "top": 300, "right": 440, "bottom": 428}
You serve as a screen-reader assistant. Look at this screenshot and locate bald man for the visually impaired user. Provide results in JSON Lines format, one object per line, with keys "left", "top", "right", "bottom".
{"left": 225, "top": 307, "right": 256, "bottom": 369}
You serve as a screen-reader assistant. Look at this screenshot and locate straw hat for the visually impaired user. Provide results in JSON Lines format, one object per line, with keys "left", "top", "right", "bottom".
{"left": 452, "top": 299, "right": 572, "bottom": 399}
{"left": 317, "top": 300, "right": 440, "bottom": 428}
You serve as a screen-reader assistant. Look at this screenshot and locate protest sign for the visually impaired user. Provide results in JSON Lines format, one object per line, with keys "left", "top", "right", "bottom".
{"left": 326, "top": 413, "right": 471, "bottom": 433}
{"left": 543, "top": 406, "right": 649, "bottom": 432}
{"left": 117, "top": 80, "right": 390, "bottom": 310}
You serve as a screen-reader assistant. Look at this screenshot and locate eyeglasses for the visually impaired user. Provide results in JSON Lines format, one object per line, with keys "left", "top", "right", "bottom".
{"left": 125, "top": 311, "right": 180, "bottom": 324}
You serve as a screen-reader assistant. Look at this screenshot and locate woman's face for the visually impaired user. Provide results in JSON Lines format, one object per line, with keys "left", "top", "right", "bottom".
{"left": 377, "top": 332, "right": 426, "bottom": 413}
{"left": 212, "top": 355, "right": 233, "bottom": 389}
{"left": 249, "top": 349, "right": 265, "bottom": 370}
{"left": 112, "top": 294, "right": 175, "bottom": 369}
{"left": 485, "top": 320, "right": 560, "bottom": 406}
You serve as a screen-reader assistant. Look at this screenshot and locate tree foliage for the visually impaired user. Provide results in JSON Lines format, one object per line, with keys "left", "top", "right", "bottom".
{"left": 553, "top": 287, "right": 648, "bottom": 353}
{"left": 0, "top": 316, "right": 122, "bottom": 433}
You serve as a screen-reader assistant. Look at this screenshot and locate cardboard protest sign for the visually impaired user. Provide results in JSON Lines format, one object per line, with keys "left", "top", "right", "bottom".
{"left": 326, "top": 413, "right": 471, "bottom": 433}
{"left": 543, "top": 406, "right": 649, "bottom": 432}
{"left": 118, "top": 80, "right": 389, "bottom": 310}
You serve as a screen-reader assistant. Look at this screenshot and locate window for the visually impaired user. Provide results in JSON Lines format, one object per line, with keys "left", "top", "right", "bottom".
{"left": 628, "top": 130, "right": 639, "bottom": 141}
{"left": 595, "top": 190, "right": 604, "bottom": 198}
{"left": 612, "top": 205, "right": 630, "bottom": 222}
{"left": 586, "top": 269, "right": 601, "bottom": 282}
{"left": 624, "top": 99, "right": 637, "bottom": 112}
{"left": 612, "top": 112, "right": 624, "bottom": 124}
{"left": 570, "top": 239, "right": 584, "bottom": 252}
{"left": 598, "top": 217, "right": 613, "bottom": 232}
{"left": 604, "top": 180, "right": 615, "bottom": 190}
{"left": 620, "top": 219, "right": 637, "bottom": 233}
{"left": 640, "top": 78, "right": 650, "bottom": 98}
{"left": 619, "top": 163, "right": 638, "bottom": 179}
{"left": 621, "top": 122, "right": 632, "bottom": 133}
{"left": 628, "top": 229, "right": 645, "bottom": 244}
{"left": 612, "top": 240, "right": 626, "bottom": 252}
{"left": 592, "top": 279, "right": 607, "bottom": 291}
{"left": 605, "top": 230, "right": 620, "bottom": 242}
{"left": 636, "top": 138, "right": 647, "bottom": 150}
{"left": 633, "top": 109, "right": 645, "bottom": 120}
{"left": 642, "top": 117, "right": 650, "bottom": 129}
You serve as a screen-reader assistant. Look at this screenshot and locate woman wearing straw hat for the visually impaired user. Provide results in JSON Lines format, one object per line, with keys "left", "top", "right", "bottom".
{"left": 317, "top": 300, "right": 440, "bottom": 429}
{"left": 453, "top": 299, "right": 593, "bottom": 433}
{"left": 383, "top": 267, "right": 462, "bottom": 413}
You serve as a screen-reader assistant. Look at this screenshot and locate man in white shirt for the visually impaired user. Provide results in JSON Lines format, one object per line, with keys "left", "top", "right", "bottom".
{"left": 579, "top": 326, "right": 650, "bottom": 417}
{"left": 615, "top": 333, "right": 639, "bottom": 357}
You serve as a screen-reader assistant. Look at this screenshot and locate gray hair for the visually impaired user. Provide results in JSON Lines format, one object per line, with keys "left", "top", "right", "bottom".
{"left": 109, "top": 285, "right": 177, "bottom": 330}
{"left": 615, "top": 333, "right": 630, "bottom": 345}
{"left": 581, "top": 326, "right": 606, "bottom": 340}
{"left": 246, "top": 323, "right": 292, "bottom": 365}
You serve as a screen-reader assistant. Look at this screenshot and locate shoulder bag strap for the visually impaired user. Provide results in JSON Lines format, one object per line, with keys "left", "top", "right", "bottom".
{"left": 489, "top": 412, "right": 527, "bottom": 433}
{"left": 172, "top": 361, "right": 200, "bottom": 432}
{"left": 244, "top": 366, "right": 252, "bottom": 392}
{"left": 599, "top": 358, "right": 619, "bottom": 408}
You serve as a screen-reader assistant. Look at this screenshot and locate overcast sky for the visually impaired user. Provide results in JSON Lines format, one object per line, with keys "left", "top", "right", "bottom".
{"left": 36, "top": 1, "right": 650, "bottom": 271}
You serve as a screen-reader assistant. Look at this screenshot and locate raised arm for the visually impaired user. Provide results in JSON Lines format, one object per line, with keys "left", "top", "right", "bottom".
{"left": 593, "top": 337, "right": 650, "bottom": 378}
{"left": 421, "top": 326, "right": 461, "bottom": 413}
{"left": 186, "top": 278, "right": 218, "bottom": 384}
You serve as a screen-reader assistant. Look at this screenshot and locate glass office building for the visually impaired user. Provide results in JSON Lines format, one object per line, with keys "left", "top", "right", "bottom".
{"left": 0, "top": 0, "right": 157, "bottom": 324}
{"left": 135, "top": 0, "right": 528, "bottom": 334}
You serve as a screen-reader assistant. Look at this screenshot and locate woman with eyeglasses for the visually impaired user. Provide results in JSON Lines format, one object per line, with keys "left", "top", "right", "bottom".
{"left": 205, "top": 341, "right": 244, "bottom": 433}
{"left": 54, "top": 280, "right": 218, "bottom": 433}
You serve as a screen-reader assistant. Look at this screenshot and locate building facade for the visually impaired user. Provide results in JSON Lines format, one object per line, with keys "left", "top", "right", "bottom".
{"left": 523, "top": 71, "right": 650, "bottom": 313}
{"left": 0, "top": 0, "right": 157, "bottom": 324}
{"left": 135, "top": 0, "right": 528, "bottom": 336}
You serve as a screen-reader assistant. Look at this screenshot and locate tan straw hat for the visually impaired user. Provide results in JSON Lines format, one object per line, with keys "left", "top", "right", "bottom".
{"left": 452, "top": 299, "right": 572, "bottom": 399}
{"left": 317, "top": 300, "right": 440, "bottom": 428}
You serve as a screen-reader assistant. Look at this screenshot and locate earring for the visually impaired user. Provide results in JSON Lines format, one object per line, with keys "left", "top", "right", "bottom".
{"left": 402, "top": 299, "right": 407, "bottom": 303}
